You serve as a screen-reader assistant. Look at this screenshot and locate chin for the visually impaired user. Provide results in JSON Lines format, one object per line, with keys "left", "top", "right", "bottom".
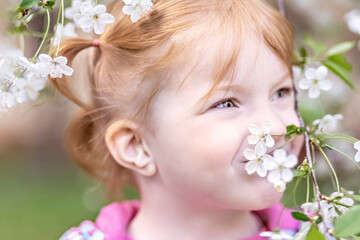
{"left": 247, "top": 182, "right": 284, "bottom": 210}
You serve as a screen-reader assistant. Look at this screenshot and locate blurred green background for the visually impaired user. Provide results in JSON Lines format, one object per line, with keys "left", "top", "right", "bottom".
{"left": 1, "top": 0, "right": 360, "bottom": 239}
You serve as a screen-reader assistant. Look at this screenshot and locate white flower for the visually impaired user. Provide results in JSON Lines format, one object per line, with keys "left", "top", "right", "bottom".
{"left": 298, "top": 66, "right": 332, "bottom": 99}
{"left": 301, "top": 192, "right": 354, "bottom": 233}
{"left": 344, "top": 9, "right": 360, "bottom": 35}
{"left": 37, "top": 54, "right": 73, "bottom": 79}
{"left": 312, "top": 114, "right": 343, "bottom": 134}
{"left": 0, "top": 91, "right": 16, "bottom": 109}
{"left": 122, "top": 0, "right": 153, "bottom": 23}
{"left": 0, "top": 49, "right": 24, "bottom": 67}
{"left": 301, "top": 200, "right": 334, "bottom": 233}
{"left": 247, "top": 121, "right": 275, "bottom": 149}
{"left": 65, "top": 0, "right": 92, "bottom": 26}
{"left": 243, "top": 143, "right": 273, "bottom": 177}
{"left": 74, "top": 3, "right": 115, "bottom": 34}
{"left": 264, "top": 149, "right": 298, "bottom": 184}
{"left": 52, "top": 23, "right": 78, "bottom": 46}
{"left": 12, "top": 77, "right": 47, "bottom": 102}
{"left": 354, "top": 141, "right": 360, "bottom": 162}
{"left": 273, "top": 180, "right": 286, "bottom": 192}
{"left": 260, "top": 230, "right": 293, "bottom": 240}
{"left": 328, "top": 192, "right": 354, "bottom": 214}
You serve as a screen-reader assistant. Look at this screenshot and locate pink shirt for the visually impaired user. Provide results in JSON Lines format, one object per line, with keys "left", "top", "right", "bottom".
{"left": 60, "top": 200, "right": 299, "bottom": 240}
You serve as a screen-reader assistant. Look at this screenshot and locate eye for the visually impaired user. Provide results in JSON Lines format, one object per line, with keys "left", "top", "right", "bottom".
{"left": 271, "top": 88, "right": 292, "bottom": 101}
{"left": 212, "top": 98, "right": 237, "bottom": 109}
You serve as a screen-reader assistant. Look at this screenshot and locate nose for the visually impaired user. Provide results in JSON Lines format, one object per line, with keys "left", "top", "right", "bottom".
{"left": 253, "top": 105, "right": 290, "bottom": 148}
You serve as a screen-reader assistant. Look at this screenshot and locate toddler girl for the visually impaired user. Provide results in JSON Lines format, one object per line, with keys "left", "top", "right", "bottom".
{"left": 57, "top": 0, "right": 304, "bottom": 239}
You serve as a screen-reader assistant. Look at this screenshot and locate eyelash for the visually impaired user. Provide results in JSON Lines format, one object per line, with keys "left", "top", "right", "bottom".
{"left": 212, "top": 98, "right": 237, "bottom": 109}
{"left": 211, "top": 88, "right": 292, "bottom": 109}
{"left": 272, "top": 88, "right": 292, "bottom": 101}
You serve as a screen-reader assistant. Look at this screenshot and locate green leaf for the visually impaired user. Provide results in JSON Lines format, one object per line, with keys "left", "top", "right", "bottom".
{"left": 291, "top": 211, "right": 310, "bottom": 222}
{"left": 351, "top": 194, "right": 360, "bottom": 202}
{"left": 306, "top": 225, "right": 326, "bottom": 240}
{"left": 326, "top": 41, "right": 356, "bottom": 57}
{"left": 328, "top": 54, "right": 352, "bottom": 71}
{"left": 300, "top": 46, "right": 307, "bottom": 58}
{"left": 334, "top": 205, "right": 360, "bottom": 238}
{"left": 304, "top": 35, "right": 326, "bottom": 54}
{"left": 19, "top": 0, "right": 39, "bottom": 10}
{"left": 322, "top": 59, "right": 356, "bottom": 91}
{"left": 286, "top": 124, "right": 297, "bottom": 134}
{"left": 315, "top": 216, "right": 323, "bottom": 224}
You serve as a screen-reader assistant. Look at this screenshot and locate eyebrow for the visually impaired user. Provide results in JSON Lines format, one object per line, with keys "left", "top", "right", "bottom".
{"left": 215, "top": 72, "right": 292, "bottom": 93}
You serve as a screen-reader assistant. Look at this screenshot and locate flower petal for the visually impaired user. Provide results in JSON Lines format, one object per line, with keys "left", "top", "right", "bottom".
{"left": 254, "top": 142, "right": 266, "bottom": 156}
{"left": 243, "top": 148, "right": 256, "bottom": 160}
{"left": 262, "top": 155, "right": 277, "bottom": 170}
{"left": 58, "top": 64, "right": 74, "bottom": 76}
{"left": 122, "top": 5, "right": 135, "bottom": 15}
{"left": 355, "top": 141, "right": 360, "bottom": 150}
{"left": 256, "top": 165, "right": 267, "bottom": 177}
{"left": 248, "top": 124, "right": 263, "bottom": 135}
{"left": 298, "top": 78, "right": 313, "bottom": 90}
{"left": 318, "top": 79, "right": 332, "bottom": 91}
{"left": 94, "top": 21, "right": 106, "bottom": 34}
{"left": 316, "top": 66, "right": 328, "bottom": 79}
{"left": 262, "top": 121, "right": 272, "bottom": 134}
{"left": 267, "top": 170, "right": 280, "bottom": 183}
{"left": 274, "top": 180, "right": 286, "bottom": 192}
{"left": 281, "top": 168, "right": 294, "bottom": 183}
{"left": 38, "top": 54, "right": 52, "bottom": 63}
{"left": 53, "top": 56, "right": 68, "bottom": 65}
{"left": 247, "top": 135, "right": 260, "bottom": 145}
{"left": 355, "top": 150, "right": 360, "bottom": 162}
{"left": 245, "top": 161, "right": 257, "bottom": 175}
{"left": 308, "top": 85, "right": 320, "bottom": 99}
{"left": 273, "top": 149, "right": 286, "bottom": 162}
{"left": 93, "top": 4, "right": 106, "bottom": 14}
{"left": 101, "top": 13, "right": 115, "bottom": 24}
{"left": 284, "top": 154, "right": 298, "bottom": 168}
{"left": 305, "top": 68, "right": 316, "bottom": 79}
{"left": 265, "top": 135, "right": 275, "bottom": 148}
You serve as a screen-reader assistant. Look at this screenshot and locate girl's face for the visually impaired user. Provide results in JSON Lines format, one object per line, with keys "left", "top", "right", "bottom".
{"left": 143, "top": 36, "right": 303, "bottom": 211}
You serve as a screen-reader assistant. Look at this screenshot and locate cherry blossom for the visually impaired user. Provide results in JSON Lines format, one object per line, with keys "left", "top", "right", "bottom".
{"left": 0, "top": 91, "right": 16, "bottom": 109}
{"left": 298, "top": 66, "right": 332, "bottom": 99}
{"left": 328, "top": 192, "right": 354, "bottom": 214}
{"left": 12, "top": 77, "right": 47, "bottom": 102}
{"left": 74, "top": 3, "right": 115, "bottom": 34}
{"left": 243, "top": 143, "right": 273, "bottom": 177}
{"left": 263, "top": 149, "right": 298, "bottom": 184}
{"left": 65, "top": 0, "right": 92, "bottom": 26}
{"left": 355, "top": 141, "right": 360, "bottom": 162}
{"left": 247, "top": 121, "right": 275, "bottom": 149}
{"left": 122, "top": 0, "right": 153, "bottom": 23}
{"left": 273, "top": 180, "right": 286, "bottom": 192}
{"left": 312, "top": 114, "right": 343, "bottom": 134}
{"left": 37, "top": 54, "right": 73, "bottom": 79}
{"left": 301, "top": 192, "right": 354, "bottom": 233}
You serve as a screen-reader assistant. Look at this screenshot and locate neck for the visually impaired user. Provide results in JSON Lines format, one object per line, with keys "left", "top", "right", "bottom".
{"left": 127, "top": 183, "right": 262, "bottom": 240}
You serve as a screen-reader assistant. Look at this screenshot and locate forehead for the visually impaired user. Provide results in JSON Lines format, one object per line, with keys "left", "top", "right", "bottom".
{"left": 168, "top": 30, "right": 289, "bottom": 96}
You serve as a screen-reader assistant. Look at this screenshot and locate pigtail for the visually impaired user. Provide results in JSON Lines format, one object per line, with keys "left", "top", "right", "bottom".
{"left": 49, "top": 38, "right": 131, "bottom": 200}
{"left": 50, "top": 38, "right": 95, "bottom": 111}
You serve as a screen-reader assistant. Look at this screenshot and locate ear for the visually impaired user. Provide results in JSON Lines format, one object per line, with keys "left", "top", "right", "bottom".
{"left": 105, "top": 120, "right": 157, "bottom": 177}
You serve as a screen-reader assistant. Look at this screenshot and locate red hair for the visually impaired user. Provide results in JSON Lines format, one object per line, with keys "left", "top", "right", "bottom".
{"left": 51, "top": 0, "right": 294, "bottom": 198}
